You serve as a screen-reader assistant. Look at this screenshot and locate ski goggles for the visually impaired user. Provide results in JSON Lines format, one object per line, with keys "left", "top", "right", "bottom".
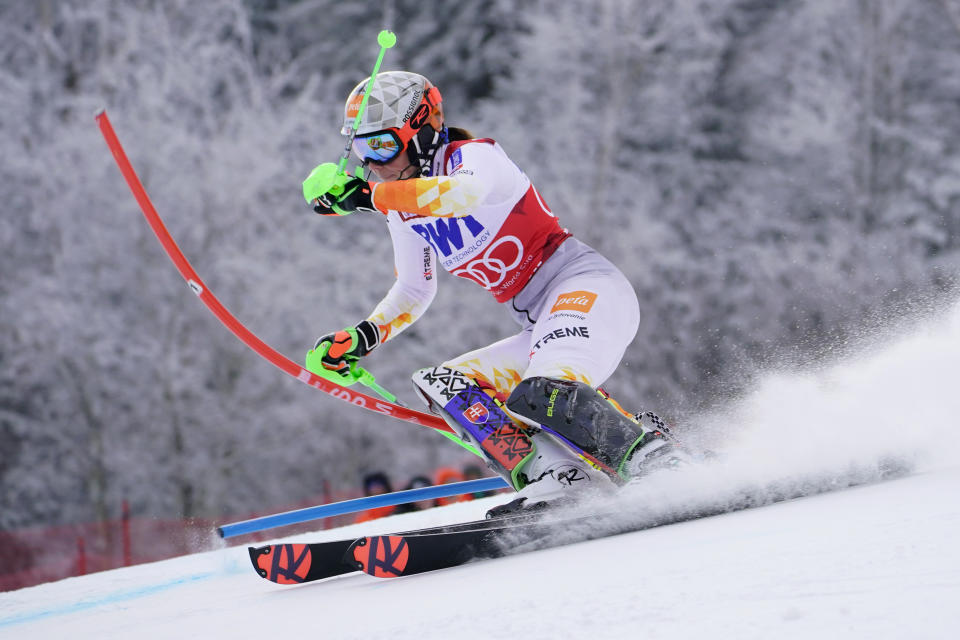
{"left": 350, "top": 85, "right": 443, "bottom": 165}
{"left": 352, "top": 129, "right": 404, "bottom": 164}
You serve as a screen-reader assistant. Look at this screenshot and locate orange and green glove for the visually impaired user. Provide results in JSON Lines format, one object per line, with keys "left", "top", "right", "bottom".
{"left": 309, "top": 320, "right": 381, "bottom": 375}
{"left": 312, "top": 176, "right": 377, "bottom": 216}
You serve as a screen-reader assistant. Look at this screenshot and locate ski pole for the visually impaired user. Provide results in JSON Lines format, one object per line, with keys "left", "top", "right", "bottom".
{"left": 217, "top": 476, "right": 509, "bottom": 538}
{"left": 352, "top": 365, "right": 400, "bottom": 403}
{"left": 302, "top": 29, "right": 396, "bottom": 205}
{"left": 337, "top": 29, "right": 396, "bottom": 175}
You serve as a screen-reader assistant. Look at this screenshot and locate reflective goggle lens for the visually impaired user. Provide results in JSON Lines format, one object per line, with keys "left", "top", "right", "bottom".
{"left": 352, "top": 131, "right": 402, "bottom": 163}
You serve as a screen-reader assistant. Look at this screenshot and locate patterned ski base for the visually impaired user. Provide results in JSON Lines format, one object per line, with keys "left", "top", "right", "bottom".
{"left": 349, "top": 536, "right": 410, "bottom": 578}
{"left": 249, "top": 540, "right": 355, "bottom": 584}
{"left": 348, "top": 528, "right": 499, "bottom": 578}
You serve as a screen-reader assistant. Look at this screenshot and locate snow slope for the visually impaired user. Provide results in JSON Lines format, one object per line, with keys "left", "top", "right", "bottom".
{"left": 2, "top": 304, "right": 960, "bottom": 639}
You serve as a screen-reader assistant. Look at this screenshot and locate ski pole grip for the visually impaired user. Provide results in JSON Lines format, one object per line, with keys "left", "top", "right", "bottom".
{"left": 303, "top": 162, "right": 353, "bottom": 204}
{"left": 304, "top": 346, "right": 361, "bottom": 387}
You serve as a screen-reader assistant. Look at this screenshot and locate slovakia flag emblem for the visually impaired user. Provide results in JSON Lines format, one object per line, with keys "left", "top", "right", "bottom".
{"left": 464, "top": 401, "right": 489, "bottom": 424}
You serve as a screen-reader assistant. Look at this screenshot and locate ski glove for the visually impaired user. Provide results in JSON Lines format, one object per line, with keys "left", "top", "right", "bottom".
{"left": 312, "top": 320, "right": 381, "bottom": 374}
{"left": 314, "top": 177, "right": 377, "bottom": 216}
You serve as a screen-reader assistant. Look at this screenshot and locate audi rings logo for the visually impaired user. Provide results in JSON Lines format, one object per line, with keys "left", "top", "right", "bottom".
{"left": 452, "top": 235, "right": 524, "bottom": 289}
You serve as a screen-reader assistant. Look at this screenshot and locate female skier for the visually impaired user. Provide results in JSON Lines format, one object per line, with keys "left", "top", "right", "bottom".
{"left": 309, "top": 71, "right": 687, "bottom": 514}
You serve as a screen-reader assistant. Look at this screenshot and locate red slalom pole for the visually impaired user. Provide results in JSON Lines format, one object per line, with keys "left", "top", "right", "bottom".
{"left": 95, "top": 109, "right": 450, "bottom": 434}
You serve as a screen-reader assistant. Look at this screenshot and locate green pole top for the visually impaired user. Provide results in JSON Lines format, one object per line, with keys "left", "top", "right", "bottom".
{"left": 377, "top": 30, "right": 397, "bottom": 48}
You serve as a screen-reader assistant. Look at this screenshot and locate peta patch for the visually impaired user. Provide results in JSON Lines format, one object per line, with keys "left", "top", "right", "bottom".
{"left": 550, "top": 290, "right": 598, "bottom": 314}
{"left": 448, "top": 148, "right": 463, "bottom": 173}
{"left": 346, "top": 91, "right": 364, "bottom": 119}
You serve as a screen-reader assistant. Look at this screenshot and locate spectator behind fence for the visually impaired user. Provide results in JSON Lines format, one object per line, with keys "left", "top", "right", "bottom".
{"left": 394, "top": 475, "right": 435, "bottom": 514}
{"left": 353, "top": 471, "right": 396, "bottom": 523}
{"left": 462, "top": 463, "right": 497, "bottom": 499}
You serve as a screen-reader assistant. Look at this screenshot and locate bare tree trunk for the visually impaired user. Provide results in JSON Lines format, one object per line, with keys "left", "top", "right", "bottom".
{"left": 858, "top": 0, "right": 910, "bottom": 234}
{"left": 857, "top": 0, "right": 879, "bottom": 234}
{"left": 62, "top": 357, "right": 108, "bottom": 524}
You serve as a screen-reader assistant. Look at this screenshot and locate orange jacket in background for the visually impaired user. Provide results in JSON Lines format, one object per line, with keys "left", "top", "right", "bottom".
{"left": 433, "top": 467, "right": 467, "bottom": 506}
{"left": 353, "top": 504, "right": 396, "bottom": 524}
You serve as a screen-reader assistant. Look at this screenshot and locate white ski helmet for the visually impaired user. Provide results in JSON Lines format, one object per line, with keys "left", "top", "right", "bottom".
{"left": 342, "top": 70, "right": 445, "bottom": 176}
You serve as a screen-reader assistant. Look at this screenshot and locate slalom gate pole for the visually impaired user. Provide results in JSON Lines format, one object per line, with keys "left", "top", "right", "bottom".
{"left": 94, "top": 109, "right": 451, "bottom": 435}
{"left": 217, "top": 476, "right": 509, "bottom": 539}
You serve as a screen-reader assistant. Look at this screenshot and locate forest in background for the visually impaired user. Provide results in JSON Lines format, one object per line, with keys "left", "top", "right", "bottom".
{"left": 2, "top": 0, "right": 959, "bottom": 530}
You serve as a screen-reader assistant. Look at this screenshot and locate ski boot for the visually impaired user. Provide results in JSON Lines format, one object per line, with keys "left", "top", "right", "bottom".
{"left": 483, "top": 431, "right": 612, "bottom": 518}
{"left": 504, "top": 377, "right": 692, "bottom": 484}
{"left": 622, "top": 409, "right": 692, "bottom": 478}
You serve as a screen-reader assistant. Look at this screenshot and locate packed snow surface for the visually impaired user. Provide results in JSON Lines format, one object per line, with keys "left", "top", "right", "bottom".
{"left": 2, "top": 304, "right": 960, "bottom": 639}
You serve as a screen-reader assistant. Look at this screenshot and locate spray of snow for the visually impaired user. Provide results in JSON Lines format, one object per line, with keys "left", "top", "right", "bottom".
{"left": 541, "top": 300, "right": 960, "bottom": 544}
{"left": 703, "top": 300, "right": 960, "bottom": 475}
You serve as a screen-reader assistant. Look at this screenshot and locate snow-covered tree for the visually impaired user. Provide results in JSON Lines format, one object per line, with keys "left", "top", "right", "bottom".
{"left": 1, "top": 0, "right": 958, "bottom": 533}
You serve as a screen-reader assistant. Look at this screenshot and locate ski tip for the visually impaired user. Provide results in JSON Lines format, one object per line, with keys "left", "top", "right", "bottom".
{"left": 248, "top": 544, "right": 313, "bottom": 584}
{"left": 249, "top": 546, "right": 269, "bottom": 578}
{"left": 347, "top": 535, "right": 410, "bottom": 578}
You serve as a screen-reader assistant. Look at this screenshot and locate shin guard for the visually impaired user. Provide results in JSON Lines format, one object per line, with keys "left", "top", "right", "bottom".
{"left": 412, "top": 367, "right": 535, "bottom": 490}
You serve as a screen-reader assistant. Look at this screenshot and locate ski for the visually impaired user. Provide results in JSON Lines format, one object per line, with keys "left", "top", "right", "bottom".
{"left": 348, "top": 530, "right": 493, "bottom": 578}
{"left": 248, "top": 511, "right": 545, "bottom": 584}
{"left": 345, "top": 511, "right": 599, "bottom": 578}
{"left": 249, "top": 540, "right": 356, "bottom": 585}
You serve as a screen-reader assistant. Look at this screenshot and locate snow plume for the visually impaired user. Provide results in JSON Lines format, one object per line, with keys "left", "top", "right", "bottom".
{"left": 702, "top": 298, "right": 960, "bottom": 477}
{"left": 530, "top": 300, "right": 960, "bottom": 548}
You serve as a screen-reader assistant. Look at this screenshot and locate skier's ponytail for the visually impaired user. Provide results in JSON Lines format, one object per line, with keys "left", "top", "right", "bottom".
{"left": 447, "top": 126, "right": 475, "bottom": 141}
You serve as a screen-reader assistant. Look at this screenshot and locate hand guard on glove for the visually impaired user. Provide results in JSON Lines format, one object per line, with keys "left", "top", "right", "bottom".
{"left": 313, "top": 177, "right": 378, "bottom": 216}
{"left": 312, "top": 320, "right": 381, "bottom": 374}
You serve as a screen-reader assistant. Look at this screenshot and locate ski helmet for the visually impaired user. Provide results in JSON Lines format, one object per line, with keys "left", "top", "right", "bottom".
{"left": 342, "top": 71, "right": 445, "bottom": 177}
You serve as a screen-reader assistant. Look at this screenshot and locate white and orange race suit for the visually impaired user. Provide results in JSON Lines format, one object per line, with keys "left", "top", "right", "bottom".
{"left": 365, "top": 137, "right": 640, "bottom": 402}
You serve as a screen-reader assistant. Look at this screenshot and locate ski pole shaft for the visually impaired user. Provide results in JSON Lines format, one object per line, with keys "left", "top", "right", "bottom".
{"left": 303, "top": 30, "right": 396, "bottom": 202}
{"left": 217, "top": 476, "right": 509, "bottom": 538}
{"left": 353, "top": 366, "right": 398, "bottom": 402}
{"left": 337, "top": 30, "right": 396, "bottom": 175}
